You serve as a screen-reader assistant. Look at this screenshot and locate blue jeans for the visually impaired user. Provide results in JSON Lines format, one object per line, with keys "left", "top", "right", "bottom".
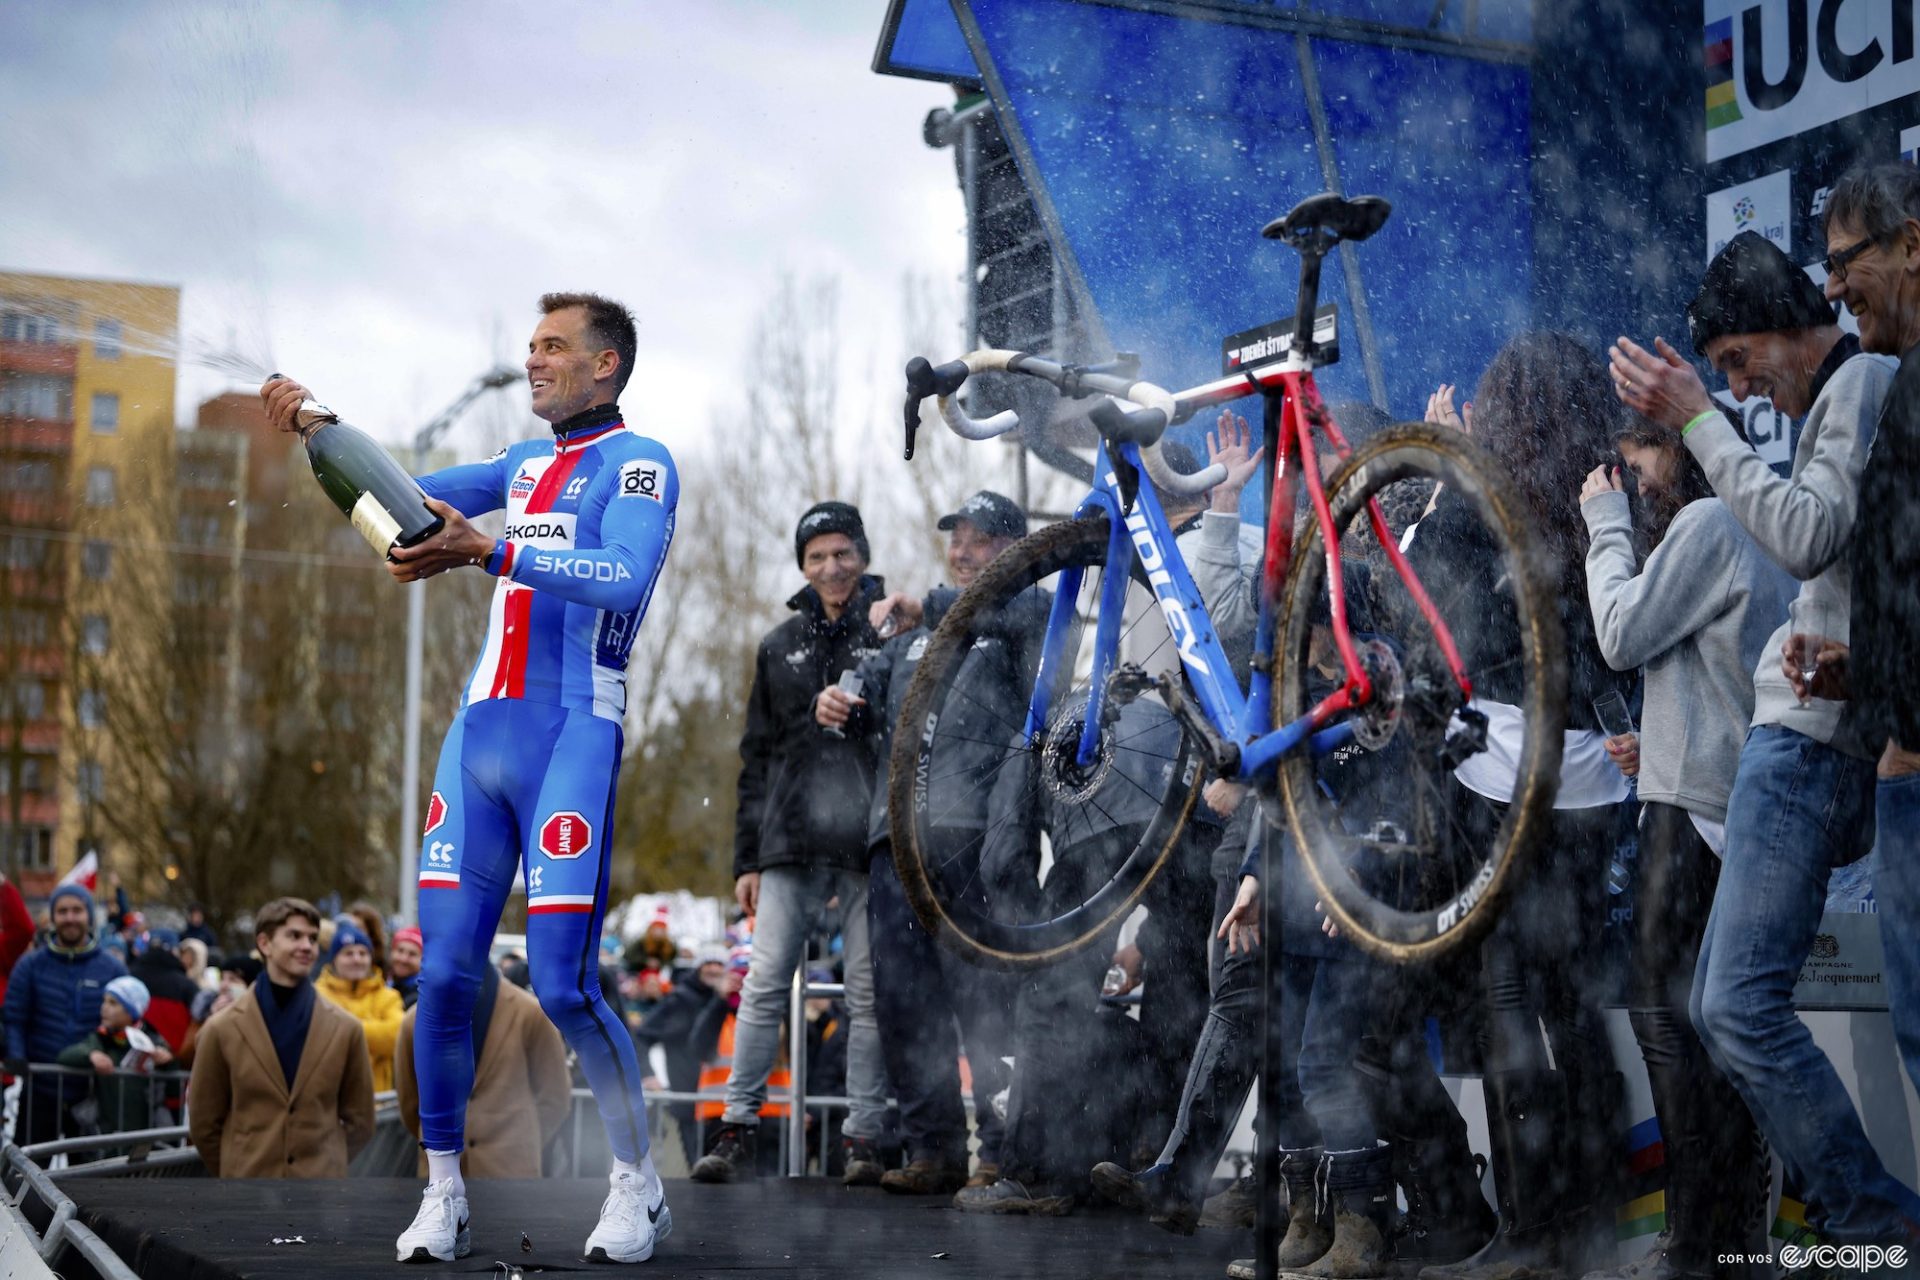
{"left": 723, "top": 865, "right": 888, "bottom": 1139}
{"left": 1873, "top": 771, "right": 1920, "bottom": 1099}
{"left": 1292, "top": 950, "right": 1381, "bottom": 1153}
{"left": 1690, "top": 725, "right": 1917, "bottom": 1241}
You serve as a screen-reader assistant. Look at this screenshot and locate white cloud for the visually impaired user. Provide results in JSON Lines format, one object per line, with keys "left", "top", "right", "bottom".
{"left": 0, "top": 0, "right": 965, "bottom": 458}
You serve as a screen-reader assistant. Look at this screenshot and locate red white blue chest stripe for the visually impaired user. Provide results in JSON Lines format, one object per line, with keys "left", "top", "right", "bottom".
{"left": 416, "top": 412, "right": 678, "bottom": 723}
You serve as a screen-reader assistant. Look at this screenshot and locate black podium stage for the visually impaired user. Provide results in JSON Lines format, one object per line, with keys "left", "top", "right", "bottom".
{"left": 67, "top": 1176, "right": 1249, "bottom": 1277}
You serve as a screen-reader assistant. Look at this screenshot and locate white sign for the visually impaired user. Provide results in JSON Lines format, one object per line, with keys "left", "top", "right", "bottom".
{"left": 1705, "top": 0, "right": 1920, "bottom": 162}
{"left": 1706, "top": 169, "right": 1792, "bottom": 262}
{"left": 1904, "top": 123, "right": 1920, "bottom": 162}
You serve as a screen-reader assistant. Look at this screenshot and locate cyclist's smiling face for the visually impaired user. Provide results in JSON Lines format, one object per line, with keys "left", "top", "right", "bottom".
{"left": 947, "top": 520, "right": 1013, "bottom": 588}
{"left": 526, "top": 305, "right": 616, "bottom": 423}
{"left": 802, "top": 532, "right": 866, "bottom": 611}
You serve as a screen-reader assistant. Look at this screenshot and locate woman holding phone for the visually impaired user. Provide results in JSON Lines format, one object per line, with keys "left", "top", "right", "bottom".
{"left": 1577, "top": 410, "right": 1795, "bottom": 1280}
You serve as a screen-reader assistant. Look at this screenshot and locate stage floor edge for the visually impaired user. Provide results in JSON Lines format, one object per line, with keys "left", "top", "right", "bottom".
{"left": 66, "top": 1175, "right": 1250, "bottom": 1278}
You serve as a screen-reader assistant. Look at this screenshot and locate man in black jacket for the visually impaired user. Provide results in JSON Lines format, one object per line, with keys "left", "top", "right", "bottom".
{"left": 693, "top": 501, "right": 890, "bottom": 1184}
{"left": 818, "top": 491, "right": 1027, "bottom": 1196}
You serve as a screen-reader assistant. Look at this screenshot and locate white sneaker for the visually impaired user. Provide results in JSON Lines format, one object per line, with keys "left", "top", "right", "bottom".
{"left": 584, "top": 1169, "right": 670, "bottom": 1264}
{"left": 396, "top": 1178, "right": 471, "bottom": 1263}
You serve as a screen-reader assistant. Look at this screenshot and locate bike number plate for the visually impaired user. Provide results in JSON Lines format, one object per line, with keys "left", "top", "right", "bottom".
{"left": 1221, "top": 305, "right": 1339, "bottom": 373}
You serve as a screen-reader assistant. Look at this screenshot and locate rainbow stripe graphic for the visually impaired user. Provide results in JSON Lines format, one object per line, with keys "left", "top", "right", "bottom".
{"left": 1706, "top": 17, "right": 1742, "bottom": 130}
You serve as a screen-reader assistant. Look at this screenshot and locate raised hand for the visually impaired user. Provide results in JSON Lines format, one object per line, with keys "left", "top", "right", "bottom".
{"left": 1608, "top": 336, "right": 1716, "bottom": 431}
{"left": 1206, "top": 411, "right": 1266, "bottom": 512}
{"left": 1580, "top": 464, "right": 1625, "bottom": 505}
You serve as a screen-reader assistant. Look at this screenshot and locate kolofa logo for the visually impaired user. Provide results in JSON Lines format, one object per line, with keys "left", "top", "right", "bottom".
{"left": 1109, "top": 476, "right": 1211, "bottom": 677}
{"left": 1705, "top": 0, "right": 1920, "bottom": 162}
{"left": 618, "top": 459, "right": 665, "bottom": 501}
{"left": 504, "top": 515, "right": 576, "bottom": 543}
{"left": 1707, "top": 170, "right": 1791, "bottom": 262}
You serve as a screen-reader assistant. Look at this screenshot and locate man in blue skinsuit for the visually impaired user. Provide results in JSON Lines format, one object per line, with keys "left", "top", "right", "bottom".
{"left": 261, "top": 292, "right": 678, "bottom": 1265}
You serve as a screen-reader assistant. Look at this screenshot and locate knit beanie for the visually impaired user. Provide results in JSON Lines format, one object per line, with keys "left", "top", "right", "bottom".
{"left": 49, "top": 883, "right": 94, "bottom": 917}
{"left": 328, "top": 915, "right": 373, "bottom": 966}
{"left": 105, "top": 975, "right": 150, "bottom": 1021}
{"left": 794, "top": 501, "right": 869, "bottom": 569}
{"left": 1687, "top": 231, "right": 1837, "bottom": 355}
{"left": 392, "top": 925, "right": 423, "bottom": 951}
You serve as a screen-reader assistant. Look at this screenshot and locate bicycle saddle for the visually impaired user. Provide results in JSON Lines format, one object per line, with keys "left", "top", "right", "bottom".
{"left": 1262, "top": 194, "right": 1392, "bottom": 249}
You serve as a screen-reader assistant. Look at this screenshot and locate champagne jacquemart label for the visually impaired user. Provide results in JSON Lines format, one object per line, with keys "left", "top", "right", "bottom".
{"left": 350, "top": 491, "right": 403, "bottom": 555}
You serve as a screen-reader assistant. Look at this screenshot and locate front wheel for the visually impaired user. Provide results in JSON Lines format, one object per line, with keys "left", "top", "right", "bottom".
{"left": 888, "top": 515, "right": 1205, "bottom": 970}
{"left": 1274, "top": 423, "right": 1567, "bottom": 963}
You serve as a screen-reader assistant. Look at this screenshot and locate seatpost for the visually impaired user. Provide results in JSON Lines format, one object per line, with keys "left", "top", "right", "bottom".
{"left": 1292, "top": 241, "right": 1327, "bottom": 360}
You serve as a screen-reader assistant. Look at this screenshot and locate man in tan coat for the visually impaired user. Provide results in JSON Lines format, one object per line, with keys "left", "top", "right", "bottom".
{"left": 188, "top": 898, "right": 375, "bottom": 1178}
{"left": 395, "top": 962, "right": 572, "bottom": 1177}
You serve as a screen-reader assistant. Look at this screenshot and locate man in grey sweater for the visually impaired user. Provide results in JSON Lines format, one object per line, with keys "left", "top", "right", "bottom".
{"left": 1610, "top": 231, "right": 1917, "bottom": 1243}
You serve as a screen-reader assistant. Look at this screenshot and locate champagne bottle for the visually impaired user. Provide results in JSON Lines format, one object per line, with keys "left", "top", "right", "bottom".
{"left": 272, "top": 375, "right": 444, "bottom": 556}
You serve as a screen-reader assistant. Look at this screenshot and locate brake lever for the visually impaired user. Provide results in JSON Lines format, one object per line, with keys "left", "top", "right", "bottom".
{"left": 902, "top": 356, "right": 970, "bottom": 460}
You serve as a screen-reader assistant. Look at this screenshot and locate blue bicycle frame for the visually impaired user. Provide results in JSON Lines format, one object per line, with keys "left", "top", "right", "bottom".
{"left": 1020, "top": 438, "right": 1352, "bottom": 780}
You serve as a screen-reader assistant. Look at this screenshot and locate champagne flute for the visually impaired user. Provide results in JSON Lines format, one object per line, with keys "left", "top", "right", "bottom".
{"left": 1788, "top": 595, "right": 1836, "bottom": 706}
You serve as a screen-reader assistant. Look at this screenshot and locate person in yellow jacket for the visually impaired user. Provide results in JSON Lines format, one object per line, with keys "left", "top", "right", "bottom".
{"left": 315, "top": 915, "right": 404, "bottom": 1092}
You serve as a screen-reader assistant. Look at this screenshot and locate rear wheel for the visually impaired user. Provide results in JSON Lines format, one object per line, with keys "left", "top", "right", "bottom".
{"left": 888, "top": 515, "right": 1204, "bottom": 970}
{"left": 1274, "top": 423, "right": 1566, "bottom": 963}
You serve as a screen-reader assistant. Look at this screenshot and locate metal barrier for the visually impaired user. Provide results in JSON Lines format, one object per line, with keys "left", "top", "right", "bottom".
{"left": 8, "top": 1063, "right": 193, "bottom": 1159}
{"left": 1, "top": 1142, "right": 141, "bottom": 1280}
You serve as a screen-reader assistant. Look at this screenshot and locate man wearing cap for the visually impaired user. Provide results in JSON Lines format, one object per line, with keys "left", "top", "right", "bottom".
{"left": 3, "top": 882, "right": 124, "bottom": 1144}
{"left": 695, "top": 501, "right": 891, "bottom": 1184}
{"left": 818, "top": 490, "right": 1028, "bottom": 1195}
{"left": 1610, "top": 229, "right": 1915, "bottom": 1242}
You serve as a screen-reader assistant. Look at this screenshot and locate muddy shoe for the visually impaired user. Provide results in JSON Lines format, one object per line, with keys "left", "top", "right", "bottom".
{"left": 842, "top": 1135, "right": 885, "bottom": 1187}
{"left": 689, "top": 1122, "right": 755, "bottom": 1184}
{"left": 1199, "top": 1174, "right": 1261, "bottom": 1230}
{"left": 1089, "top": 1161, "right": 1199, "bottom": 1235}
{"left": 964, "top": 1161, "right": 1002, "bottom": 1189}
{"left": 952, "top": 1177, "right": 1075, "bottom": 1216}
{"left": 881, "top": 1157, "right": 967, "bottom": 1196}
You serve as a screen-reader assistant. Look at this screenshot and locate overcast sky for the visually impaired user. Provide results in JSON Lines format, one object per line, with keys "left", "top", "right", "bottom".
{"left": 0, "top": 0, "right": 965, "bottom": 457}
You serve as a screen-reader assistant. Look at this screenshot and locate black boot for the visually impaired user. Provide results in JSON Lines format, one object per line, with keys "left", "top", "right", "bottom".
{"left": 1392, "top": 1133, "right": 1497, "bottom": 1268}
{"left": 1088, "top": 1160, "right": 1200, "bottom": 1234}
{"left": 1417, "top": 1071, "right": 1566, "bottom": 1280}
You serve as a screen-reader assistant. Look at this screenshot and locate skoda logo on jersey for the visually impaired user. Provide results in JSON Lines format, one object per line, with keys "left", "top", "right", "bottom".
{"left": 505, "top": 515, "right": 576, "bottom": 542}
{"left": 510, "top": 470, "right": 538, "bottom": 499}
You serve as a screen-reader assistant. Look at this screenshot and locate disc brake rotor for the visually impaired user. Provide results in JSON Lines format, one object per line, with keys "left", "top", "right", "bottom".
{"left": 1351, "top": 638, "right": 1405, "bottom": 751}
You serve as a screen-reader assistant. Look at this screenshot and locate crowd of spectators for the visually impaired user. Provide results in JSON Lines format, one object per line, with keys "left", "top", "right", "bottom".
{"left": 0, "top": 160, "right": 1917, "bottom": 1280}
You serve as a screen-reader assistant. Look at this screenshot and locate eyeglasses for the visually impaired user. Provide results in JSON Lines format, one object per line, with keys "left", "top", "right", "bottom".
{"left": 1823, "top": 236, "right": 1882, "bottom": 283}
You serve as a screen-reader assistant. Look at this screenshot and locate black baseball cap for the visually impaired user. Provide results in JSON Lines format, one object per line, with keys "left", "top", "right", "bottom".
{"left": 937, "top": 491, "right": 1027, "bottom": 540}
